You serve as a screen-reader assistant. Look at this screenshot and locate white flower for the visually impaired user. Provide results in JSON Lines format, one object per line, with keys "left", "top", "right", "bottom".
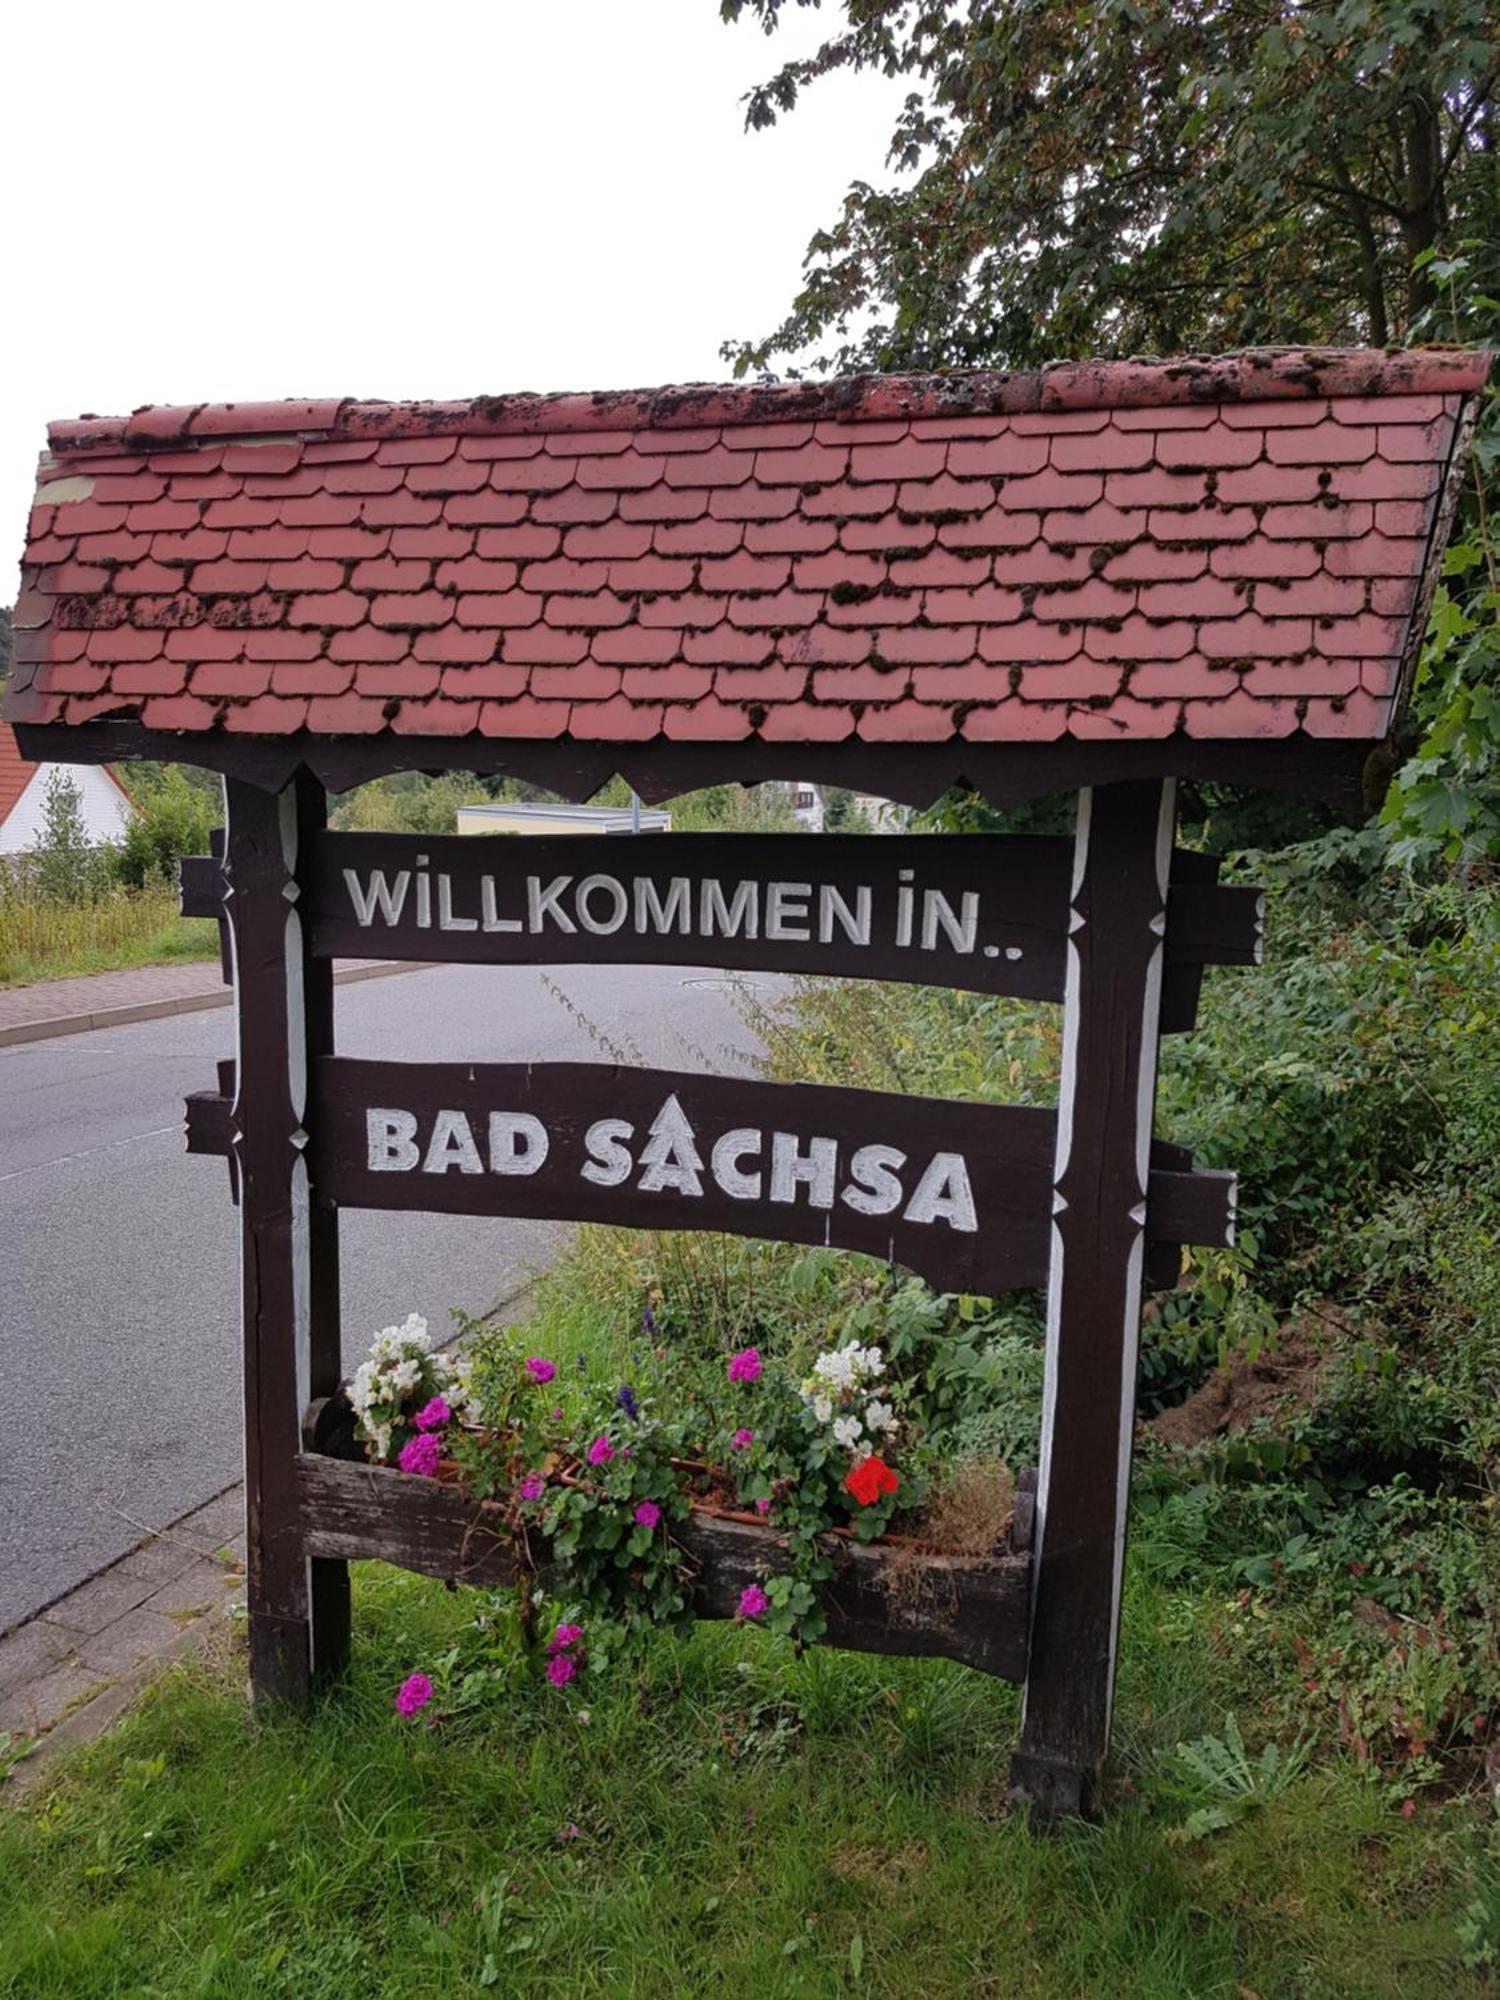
{"left": 391, "top": 1358, "right": 421, "bottom": 1392}
{"left": 858, "top": 1346, "right": 884, "bottom": 1379}
{"left": 864, "top": 1399, "right": 896, "bottom": 1436}
{"left": 400, "top": 1312, "right": 430, "bottom": 1350}
{"left": 812, "top": 1395, "right": 833, "bottom": 1425}
{"left": 833, "top": 1414, "right": 864, "bottom": 1452}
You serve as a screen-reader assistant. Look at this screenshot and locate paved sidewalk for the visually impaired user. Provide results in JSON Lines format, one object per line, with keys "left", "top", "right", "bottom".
{"left": 0, "top": 955, "right": 435, "bottom": 1045}
{"left": 1, "top": 1486, "right": 247, "bottom": 1795}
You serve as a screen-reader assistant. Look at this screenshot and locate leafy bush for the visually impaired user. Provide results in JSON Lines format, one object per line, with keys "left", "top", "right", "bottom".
{"left": 114, "top": 764, "right": 218, "bottom": 888}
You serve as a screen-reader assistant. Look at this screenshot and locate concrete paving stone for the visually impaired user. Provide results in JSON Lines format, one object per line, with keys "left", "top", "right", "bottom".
{"left": 172, "top": 1490, "right": 245, "bottom": 1550}
{"left": 140, "top": 1560, "right": 240, "bottom": 1620}
{"left": 0, "top": 1619, "right": 78, "bottom": 1700}
{"left": 76, "top": 1605, "right": 181, "bottom": 1677}
{"left": 0, "top": 1660, "right": 103, "bottom": 1737}
{"left": 116, "top": 1535, "right": 204, "bottom": 1585}
{"left": 39, "top": 1568, "right": 158, "bottom": 1636}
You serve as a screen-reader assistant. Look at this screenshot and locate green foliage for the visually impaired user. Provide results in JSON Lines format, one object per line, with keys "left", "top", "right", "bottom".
{"left": 1152, "top": 1712, "right": 1314, "bottom": 1842}
{"left": 27, "top": 769, "right": 107, "bottom": 905}
{"left": 721, "top": 1, "right": 1498, "bottom": 372}
{"left": 331, "top": 771, "right": 492, "bottom": 835}
{"left": 114, "top": 763, "right": 219, "bottom": 889}
{"left": 1382, "top": 259, "right": 1500, "bottom": 863}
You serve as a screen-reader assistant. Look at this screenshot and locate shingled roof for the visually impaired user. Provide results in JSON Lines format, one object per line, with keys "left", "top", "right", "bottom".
{"left": 5, "top": 349, "right": 1486, "bottom": 764}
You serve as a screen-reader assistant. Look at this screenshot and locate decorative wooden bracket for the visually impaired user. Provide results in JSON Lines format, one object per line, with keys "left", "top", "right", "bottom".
{"left": 178, "top": 828, "right": 231, "bottom": 984}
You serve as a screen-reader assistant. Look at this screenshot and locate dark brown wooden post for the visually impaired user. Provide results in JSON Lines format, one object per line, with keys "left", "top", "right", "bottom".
{"left": 225, "top": 770, "right": 349, "bottom": 1708}
{"left": 1011, "top": 778, "right": 1175, "bottom": 1819}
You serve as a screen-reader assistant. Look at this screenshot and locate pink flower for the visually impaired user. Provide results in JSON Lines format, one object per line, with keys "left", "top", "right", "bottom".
{"left": 518, "top": 1473, "right": 545, "bottom": 1502}
{"left": 547, "top": 1652, "right": 578, "bottom": 1688}
{"left": 587, "top": 1435, "right": 615, "bottom": 1467}
{"left": 634, "top": 1501, "right": 661, "bottom": 1529}
{"left": 414, "top": 1395, "right": 450, "bottom": 1433}
{"left": 395, "top": 1671, "right": 434, "bottom": 1717}
{"left": 731, "top": 1428, "right": 754, "bottom": 1451}
{"left": 737, "top": 1583, "right": 770, "bottom": 1621}
{"left": 726, "top": 1347, "right": 762, "bottom": 1384}
{"left": 548, "top": 1623, "right": 583, "bottom": 1655}
{"left": 755, "top": 1498, "right": 771, "bottom": 1518}
{"left": 526, "top": 1357, "right": 557, "bottom": 1385}
{"left": 551, "top": 1406, "right": 564, "bottom": 1421}
{"left": 398, "top": 1432, "right": 441, "bottom": 1478}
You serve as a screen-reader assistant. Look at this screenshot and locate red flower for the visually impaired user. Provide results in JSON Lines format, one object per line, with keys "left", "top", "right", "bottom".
{"left": 845, "top": 1454, "right": 900, "bottom": 1507}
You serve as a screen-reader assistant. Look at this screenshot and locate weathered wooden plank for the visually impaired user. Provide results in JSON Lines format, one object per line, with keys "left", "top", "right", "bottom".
{"left": 190, "top": 1059, "right": 1238, "bottom": 1272}
{"left": 1013, "top": 778, "right": 1175, "bottom": 1821}
{"left": 303, "top": 830, "right": 1261, "bottom": 1003}
{"left": 315, "top": 1054, "right": 1058, "bottom": 1296}
{"left": 308, "top": 830, "right": 1076, "bottom": 999}
{"left": 295, "top": 1451, "right": 1032, "bottom": 1681}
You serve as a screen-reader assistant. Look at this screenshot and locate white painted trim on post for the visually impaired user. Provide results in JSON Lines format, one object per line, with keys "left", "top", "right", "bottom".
{"left": 1102, "top": 778, "right": 1175, "bottom": 1727}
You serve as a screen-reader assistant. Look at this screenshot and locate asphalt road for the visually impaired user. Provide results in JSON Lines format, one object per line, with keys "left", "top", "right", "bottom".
{"left": 0, "top": 961, "right": 767, "bottom": 1632}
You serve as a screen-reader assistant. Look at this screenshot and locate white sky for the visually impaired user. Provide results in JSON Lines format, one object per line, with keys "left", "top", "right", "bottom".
{"left": 1, "top": 0, "right": 901, "bottom": 597}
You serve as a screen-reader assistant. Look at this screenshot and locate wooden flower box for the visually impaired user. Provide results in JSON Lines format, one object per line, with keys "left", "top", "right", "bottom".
{"left": 299, "top": 1395, "right": 1035, "bottom": 1682}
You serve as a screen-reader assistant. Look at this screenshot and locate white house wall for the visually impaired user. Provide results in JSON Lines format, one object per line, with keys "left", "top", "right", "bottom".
{"left": 0, "top": 763, "right": 132, "bottom": 855}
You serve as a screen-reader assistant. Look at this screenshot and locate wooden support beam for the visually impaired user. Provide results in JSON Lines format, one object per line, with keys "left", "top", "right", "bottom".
{"left": 1011, "top": 779, "right": 1175, "bottom": 1821}
{"left": 225, "top": 773, "right": 347, "bottom": 1709}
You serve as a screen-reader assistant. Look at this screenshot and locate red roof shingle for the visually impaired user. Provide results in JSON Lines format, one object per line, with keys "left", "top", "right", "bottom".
{"left": 5, "top": 348, "right": 1487, "bottom": 750}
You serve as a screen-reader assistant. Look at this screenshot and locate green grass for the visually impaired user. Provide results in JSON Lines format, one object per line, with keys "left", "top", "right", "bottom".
{"left": 0, "top": 1563, "right": 1491, "bottom": 1999}
{"left": 0, "top": 885, "right": 218, "bottom": 986}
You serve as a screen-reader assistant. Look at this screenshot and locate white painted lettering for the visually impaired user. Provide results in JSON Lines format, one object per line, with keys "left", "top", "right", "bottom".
{"left": 896, "top": 869, "right": 915, "bottom": 947}
{"left": 818, "top": 883, "right": 872, "bottom": 946}
{"left": 481, "top": 877, "right": 522, "bottom": 933}
{"left": 765, "top": 881, "right": 812, "bottom": 942}
{"left": 488, "top": 1113, "right": 549, "bottom": 1176}
{"left": 634, "top": 875, "right": 691, "bottom": 935}
{"left": 582, "top": 1118, "right": 634, "bottom": 1187}
{"left": 699, "top": 878, "right": 758, "bottom": 940}
{"left": 528, "top": 875, "right": 577, "bottom": 934}
{"left": 344, "top": 869, "right": 411, "bottom": 927}
{"left": 424, "top": 1109, "right": 483, "bottom": 1174}
{"left": 367, "top": 1107, "right": 419, "bottom": 1171}
{"left": 711, "top": 1128, "right": 763, "bottom": 1200}
{"left": 637, "top": 1095, "right": 705, "bottom": 1196}
{"left": 921, "top": 888, "right": 979, "bottom": 954}
{"left": 414, "top": 855, "right": 432, "bottom": 930}
{"left": 841, "top": 1143, "right": 906, "bottom": 1216}
{"left": 575, "top": 873, "right": 629, "bottom": 936}
{"left": 438, "top": 875, "right": 478, "bottom": 933}
{"left": 769, "top": 1131, "right": 838, "bottom": 1209}
{"left": 904, "top": 1152, "right": 978, "bottom": 1232}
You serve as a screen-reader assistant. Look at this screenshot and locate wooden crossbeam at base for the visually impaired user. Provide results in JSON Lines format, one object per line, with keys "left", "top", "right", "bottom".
{"left": 295, "top": 1438, "right": 1033, "bottom": 1684}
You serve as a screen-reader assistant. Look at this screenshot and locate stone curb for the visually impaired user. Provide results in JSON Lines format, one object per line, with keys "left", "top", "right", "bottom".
{"left": 0, "top": 959, "right": 443, "bottom": 1048}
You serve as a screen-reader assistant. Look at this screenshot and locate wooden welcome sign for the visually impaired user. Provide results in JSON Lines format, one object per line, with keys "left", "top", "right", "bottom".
{"left": 180, "top": 778, "right": 1248, "bottom": 1829}
{"left": 19, "top": 353, "right": 1463, "bottom": 1821}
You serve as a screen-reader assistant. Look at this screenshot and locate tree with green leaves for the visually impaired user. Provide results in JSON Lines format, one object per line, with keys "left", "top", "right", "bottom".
{"left": 721, "top": 1, "right": 1497, "bottom": 372}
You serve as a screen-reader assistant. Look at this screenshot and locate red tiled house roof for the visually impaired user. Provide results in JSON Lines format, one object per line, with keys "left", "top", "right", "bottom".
{"left": 5, "top": 349, "right": 1487, "bottom": 776}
